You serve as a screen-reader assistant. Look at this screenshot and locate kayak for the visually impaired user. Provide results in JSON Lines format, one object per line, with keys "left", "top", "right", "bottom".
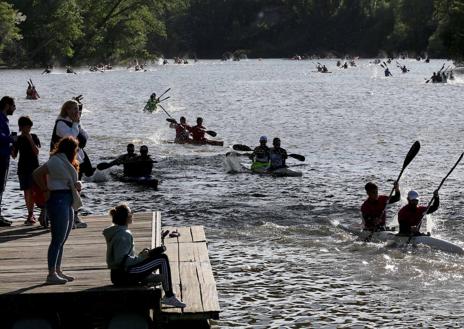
{"left": 250, "top": 165, "right": 302, "bottom": 177}
{"left": 224, "top": 152, "right": 302, "bottom": 177}
{"left": 110, "top": 173, "right": 158, "bottom": 189}
{"left": 338, "top": 223, "right": 464, "bottom": 255}
{"left": 168, "top": 140, "right": 224, "bottom": 146}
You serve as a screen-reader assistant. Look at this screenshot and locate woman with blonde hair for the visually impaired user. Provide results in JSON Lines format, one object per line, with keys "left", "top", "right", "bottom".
{"left": 33, "top": 136, "right": 83, "bottom": 284}
{"left": 50, "top": 99, "right": 91, "bottom": 228}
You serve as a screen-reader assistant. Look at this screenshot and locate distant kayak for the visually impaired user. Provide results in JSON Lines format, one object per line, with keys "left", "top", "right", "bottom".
{"left": 338, "top": 223, "right": 464, "bottom": 255}
{"left": 168, "top": 140, "right": 224, "bottom": 147}
{"left": 110, "top": 172, "right": 158, "bottom": 189}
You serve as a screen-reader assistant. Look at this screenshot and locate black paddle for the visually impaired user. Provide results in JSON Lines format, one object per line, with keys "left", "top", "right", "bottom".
{"left": 232, "top": 144, "right": 305, "bottom": 161}
{"left": 158, "top": 87, "right": 171, "bottom": 99}
{"left": 408, "top": 152, "right": 464, "bottom": 242}
{"left": 97, "top": 159, "right": 158, "bottom": 171}
{"left": 365, "top": 141, "right": 420, "bottom": 241}
{"left": 166, "top": 118, "right": 217, "bottom": 137}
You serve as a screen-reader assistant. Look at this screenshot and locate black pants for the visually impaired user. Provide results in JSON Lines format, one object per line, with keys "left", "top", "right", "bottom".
{"left": 0, "top": 158, "right": 10, "bottom": 212}
{"left": 111, "top": 253, "right": 174, "bottom": 297}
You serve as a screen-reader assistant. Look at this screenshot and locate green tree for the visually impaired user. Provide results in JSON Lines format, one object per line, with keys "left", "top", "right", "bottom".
{"left": 0, "top": 1, "right": 24, "bottom": 64}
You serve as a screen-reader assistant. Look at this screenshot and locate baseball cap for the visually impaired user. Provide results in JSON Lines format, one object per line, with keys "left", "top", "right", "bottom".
{"left": 407, "top": 190, "right": 419, "bottom": 200}
{"left": 259, "top": 136, "right": 267, "bottom": 142}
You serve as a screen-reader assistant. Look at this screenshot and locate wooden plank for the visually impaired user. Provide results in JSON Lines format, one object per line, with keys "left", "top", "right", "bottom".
{"left": 191, "top": 226, "right": 206, "bottom": 242}
{"left": 198, "top": 262, "right": 220, "bottom": 313}
{"left": 151, "top": 211, "right": 161, "bottom": 248}
{"left": 178, "top": 262, "right": 204, "bottom": 313}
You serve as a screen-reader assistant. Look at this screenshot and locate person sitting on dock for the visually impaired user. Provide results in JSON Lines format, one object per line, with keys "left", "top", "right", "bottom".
{"left": 250, "top": 136, "right": 270, "bottom": 171}
{"left": 191, "top": 117, "right": 207, "bottom": 144}
{"left": 170, "top": 116, "right": 192, "bottom": 144}
{"left": 103, "top": 203, "right": 186, "bottom": 308}
{"left": 361, "top": 181, "right": 400, "bottom": 231}
{"left": 269, "top": 137, "right": 288, "bottom": 171}
{"left": 398, "top": 190, "right": 439, "bottom": 236}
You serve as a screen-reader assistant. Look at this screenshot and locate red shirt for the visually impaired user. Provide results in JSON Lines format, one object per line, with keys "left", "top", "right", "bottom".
{"left": 398, "top": 205, "right": 427, "bottom": 228}
{"left": 191, "top": 125, "right": 205, "bottom": 142}
{"left": 361, "top": 195, "right": 389, "bottom": 229}
{"left": 175, "top": 124, "right": 191, "bottom": 142}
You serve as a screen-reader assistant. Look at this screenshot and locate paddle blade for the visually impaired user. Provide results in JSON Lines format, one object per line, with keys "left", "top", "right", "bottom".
{"left": 97, "top": 162, "right": 112, "bottom": 170}
{"left": 289, "top": 154, "right": 305, "bottom": 162}
{"left": 166, "top": 118, "right": 177, "bottom": 124}
{"left": 402, "top": 141, "right": 420, "bottom": 169}
{"left": 233, "top": 144, "right": 252, "bottom": 152}
{"left": 206, "top": 130, "right": 217, "bottom": 137}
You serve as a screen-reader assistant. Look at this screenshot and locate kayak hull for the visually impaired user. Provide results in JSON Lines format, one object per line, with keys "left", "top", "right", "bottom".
{"left": 252, "top": 166, "right": 303, "bottom": 177}
{"left": 339, "top": 224, "right": 464, "bottom": 255}
{"left": 110, "top": 173, "right": 158, "bottom": 189}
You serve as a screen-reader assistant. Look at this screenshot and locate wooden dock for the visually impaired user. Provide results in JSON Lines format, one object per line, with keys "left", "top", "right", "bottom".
{"left": 0, "top": 212, "right": 220, "bottom": 328}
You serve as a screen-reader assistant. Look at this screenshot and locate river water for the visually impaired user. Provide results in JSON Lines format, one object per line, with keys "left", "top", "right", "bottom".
{"left": 1, "top": 59, "right": 464, "bottom": 327}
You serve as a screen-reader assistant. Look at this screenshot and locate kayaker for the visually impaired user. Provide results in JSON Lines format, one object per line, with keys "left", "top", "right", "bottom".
{"left": 26, "top": 84, "right": 33, "bottom": 99}
{"left": 321, "top": 65, "right": 328, "bottom": 73}
{"left": 110, "top": 144, "right": 138, "bottom": 176}
{"left": 269, "top": 138, "right": 288, "bottom": 171}
{"left": 384, "top": 68, "right": 392, "bottom": 77}
{"left": 401, "top": 65, "right": 409, "bottom": 73}
{"left": 250, "top": 136, "right": 270, "bottom": 171}
{"left": 361, "top": 182, "right": 400, "bottom": 231}
{"left": 103, "top": 203, "right": 186, "bottom": 308}
{"left": 191, "top": 117, "right": 207, "bottom": 144}
{"left": 398, "top": 190, "right": 439, "bottom": 236}
{"left": 143, "top": 93, "right": 160, "bottom": 113}
{"left": 130, "top": 145, "right": 153, "bottom": 177}
{"left": 170, "top": 116, "right": 192, "bottom": 144}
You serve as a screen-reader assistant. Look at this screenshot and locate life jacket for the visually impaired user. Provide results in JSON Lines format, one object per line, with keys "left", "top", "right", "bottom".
{"left": 253, "top": 145, "right": 270, "bottom": 163}
{"left": 191, "top": 125, "right": 206, "bottom": 142}
{"left": 50, "top": 119, "right": 87, "bottom": 151}
{"left": 175, "top": 124, "right": 191, "bottom": 143}
{"left": 269, "top": 147, "right": 287, "bottom": 169}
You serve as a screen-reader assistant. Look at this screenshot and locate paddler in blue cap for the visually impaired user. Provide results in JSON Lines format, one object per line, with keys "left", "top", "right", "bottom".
{"left": 250, "top": 136, "right": 270, "bottom": 171}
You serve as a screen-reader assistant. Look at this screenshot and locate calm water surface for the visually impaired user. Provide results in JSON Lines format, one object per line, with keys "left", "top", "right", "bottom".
{"left": 1, "top": 59, "right": 464, "bottom": 327}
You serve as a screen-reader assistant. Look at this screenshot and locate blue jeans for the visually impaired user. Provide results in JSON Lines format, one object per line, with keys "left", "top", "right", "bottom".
{"left": 46, "top": 190, "right": 73, "bottom": 271}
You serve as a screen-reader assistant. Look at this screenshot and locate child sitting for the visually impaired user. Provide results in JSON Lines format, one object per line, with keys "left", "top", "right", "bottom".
{"left": 103, "top": 203, "right": 186, "bottom": 308}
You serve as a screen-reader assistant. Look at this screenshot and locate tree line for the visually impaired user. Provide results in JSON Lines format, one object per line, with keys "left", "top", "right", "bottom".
{"left": 0, "top": 0, "right": 463, "bottom": 66}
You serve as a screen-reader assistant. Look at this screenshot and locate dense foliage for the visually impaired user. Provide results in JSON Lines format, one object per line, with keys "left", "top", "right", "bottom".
{"left": 0, "top": 0, "right": 463, "bottom": 66}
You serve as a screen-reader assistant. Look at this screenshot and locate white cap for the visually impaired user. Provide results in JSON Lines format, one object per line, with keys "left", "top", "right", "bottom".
{"left": 407, "top": 190, "right": 419, "bottom": 200}
{"left": 259, "top": 136, "right": 267, "bottom": 142}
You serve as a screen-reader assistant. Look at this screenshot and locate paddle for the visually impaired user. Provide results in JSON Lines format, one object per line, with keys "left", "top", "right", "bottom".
{"left": 232, "top": 144, "right": 305, "bottom": 161}
{"left": 97, "top": 159, "right": 158, "bottom": 171}
{"left": 158, "top": 104, "right": 173, "bottom": 119}
{"left": 365, "top": 141, "right": 420, "bottom": 241}
{"left": 158, "top": 96, "right": 170, "bottom": 103}
{"left": 30, "top": 79, "right": 40, "bottom": 98}
{"left": 166, "top": 118, "right": 217, "bottom": 137}
{"left": 158, "top": 87, "right": 171, "bottom": 99}
{"left": 410, "top": 152, "right": 464, "bottom": 241}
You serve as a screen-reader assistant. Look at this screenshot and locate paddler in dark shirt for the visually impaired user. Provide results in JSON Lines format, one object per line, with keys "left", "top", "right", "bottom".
{"left": 130, "top": 145, "right": 153, "bottom": 177}
{"left": 269, "top": 137, "right": 288, "bottom": 170}
{"left": 111, "top": 143, "right": 137, "bottom": 176}
{"left": 398, "top": 190, "right": 439, "bottom": 236}
{"left": 250, "top": 136, "right": 270, "bottom": 171}
{"left": 361, "top": 181, "right": 400, "bottom": 231}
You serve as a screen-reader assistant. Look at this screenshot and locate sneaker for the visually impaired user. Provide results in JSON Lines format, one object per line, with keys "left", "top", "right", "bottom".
{"left": 0, "top": 217, "right": 11, "bottom": 227}
{"left": 57, "top": 272, "right": 75, "bottom": 282}
{"left": 24, "top": 215, "right": 37, "bottom": 226}
{"left": 161, "top": 295, "right": 186, "bottom": 308}
{"left": 73, "top": 221, "right": 87, "bottom": 229}
{"left": 46, "top": 273, "right": 67, "bottom": 285}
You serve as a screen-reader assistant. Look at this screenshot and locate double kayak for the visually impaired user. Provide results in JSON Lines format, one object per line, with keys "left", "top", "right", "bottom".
{"left": 110, "top": 173, "right": 158, "bottom": 189}
{"left": 168, "top": 140, "right": 224, "bottom": 146}
{"left": 224, "top": 152, "right": 302, "bottom": 177}
{"left": 338, "top": 223, "right": 464, "bottom": 255}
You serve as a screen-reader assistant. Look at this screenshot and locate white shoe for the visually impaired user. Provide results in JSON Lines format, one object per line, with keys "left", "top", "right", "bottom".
{"left": 46, "top": 274, "right": 67, "bottom": 285}
{"left": 161, "top": 295, "right": 186, "bottom": 308}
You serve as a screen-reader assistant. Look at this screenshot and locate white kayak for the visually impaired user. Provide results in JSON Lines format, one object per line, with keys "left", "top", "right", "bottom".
{"left": 339, "top": 223, "right": 464, "bottom": 255}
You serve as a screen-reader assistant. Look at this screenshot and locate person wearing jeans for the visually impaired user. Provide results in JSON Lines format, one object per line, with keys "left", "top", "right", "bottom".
{"left": 33, "top": 137, "right": 83, "bottom": 284}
